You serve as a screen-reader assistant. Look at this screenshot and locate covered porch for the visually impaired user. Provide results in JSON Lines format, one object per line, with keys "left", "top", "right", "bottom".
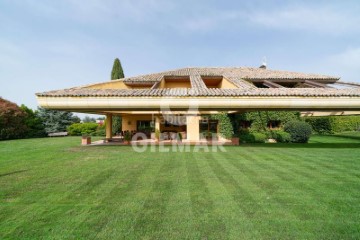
{"left": 103, "top": 112, "right": 228, "bottom": 143}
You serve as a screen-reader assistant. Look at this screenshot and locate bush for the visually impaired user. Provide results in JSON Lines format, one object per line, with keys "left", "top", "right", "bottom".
{"left": 252, "top": 132, "right": 267, "bottom": 143}
{"left": 272, "top": 130, "right": 291, "bottom": 143}
{"left": 67, "top": 123, "right": 99, "bottom": 136}
{"left": 238, "top": 130, "right": 266, "bottom": 143}
{"left": 90, "top": 124, "right": 106, "bottom": 136}
{"left": 284, "top": 121, "right": 312, "bottom": 143}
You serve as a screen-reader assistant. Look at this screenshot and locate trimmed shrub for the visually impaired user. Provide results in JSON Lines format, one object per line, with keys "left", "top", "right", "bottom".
{"left": 304, "top": 116, "right": 360, "bottom": 134}
{"left": 252, "top": 132, "right": 267, "bottom": 143}
{"left": 238, "top": 130, "right": 266, "bottom": 143}
{"left": 304, "top": 117, "right": 333, "bottom": 134}
{"left": 273, "top": 130, "right": 291, "bottom": 143}
{"left": 284, "top": 121, "right": 312, "bottom": 143}
{"left": 67, "top": 123, "right": 99, "bottom": 136}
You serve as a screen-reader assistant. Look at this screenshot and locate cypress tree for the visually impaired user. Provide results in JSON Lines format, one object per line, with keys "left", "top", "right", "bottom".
{"left": 110, "top": 58, "right": 125, "bottom": 134}
{"left": 111, "top": 58, "right": 125, "bottom": 80}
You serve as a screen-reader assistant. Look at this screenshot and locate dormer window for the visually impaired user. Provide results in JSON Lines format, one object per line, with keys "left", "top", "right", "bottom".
{"left": 159, "top": 76, "right": 191, "bottom": 88}
{"left": 201, "top": 76, "right": 237, "bottom": 89}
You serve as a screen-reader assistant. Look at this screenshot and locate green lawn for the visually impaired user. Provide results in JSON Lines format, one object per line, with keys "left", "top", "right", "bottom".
{"left": 1, "top": 133, "right": 360, "bottom": 239}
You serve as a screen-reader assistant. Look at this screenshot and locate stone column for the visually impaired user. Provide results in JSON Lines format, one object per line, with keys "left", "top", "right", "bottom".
{"left": 105, "top": 113, "right": 113, "bottom": 139}
{"left": 154, "top": 115, "right": 161, "bottom": 132}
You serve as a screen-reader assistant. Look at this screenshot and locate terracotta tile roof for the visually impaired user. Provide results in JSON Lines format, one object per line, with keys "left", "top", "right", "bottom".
{"left": 37, "top": 88, "right": 360, "bottom": 97}
{"left": 36, "top": 67, "right": 354, "bottom": 98}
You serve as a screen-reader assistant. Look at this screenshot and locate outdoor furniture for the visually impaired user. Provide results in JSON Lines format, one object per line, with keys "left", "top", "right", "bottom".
{"left": 161, "top": 132, "right": 169, "bottom": 140}
{"left": 170, "top": 132, "right": 177, "bottom": 140}
{"left": 48, "top": 132, "right": 68, "bottom": 137}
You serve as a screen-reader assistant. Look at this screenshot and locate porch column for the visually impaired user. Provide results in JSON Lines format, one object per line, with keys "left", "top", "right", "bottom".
{"left": 105, "top": 113, "right": 113, "bottom": 139}
{"left": 186, "top": 115, "right": 200, "bottom": 141}
{"left": 154, "top": 115, "right": 161, "bottom": 132}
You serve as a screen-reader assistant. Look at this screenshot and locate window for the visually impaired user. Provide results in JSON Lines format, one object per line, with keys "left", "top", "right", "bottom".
{"left": 199, "top": 119, "right": 218, "bottom": 139}
{"left": 160, "top": 76, "right": 191, "bottom": 88}
{"left": 137, "top": 120, "right": 154, "bottom": 131}
{"left": 267, "top": 120, "right": 281, "bottom": 129}
{"left": 239, "top": 120, "right": 252, "bottom": 129}
{"left": 201, "top": 76, "right": 236, "bottom": 89}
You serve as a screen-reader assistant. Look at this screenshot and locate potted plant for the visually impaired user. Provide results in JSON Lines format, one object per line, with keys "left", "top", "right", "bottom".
{"left": 177, "top": 132, "right": 182, "bottom": 143}
{"left": 205, "top": 130, "right": 212, "bottom": 141}
{"left": 81, "top": 134, "right": 91, "bottom": 145}
{"left": 155, "top": 129, "right": 160, "bottom": 142}
{"left": 124, "top": 131, "right": 132, "bottom": 145}
{"left": 231, "top": 134, "right": 239, "bottom": 145}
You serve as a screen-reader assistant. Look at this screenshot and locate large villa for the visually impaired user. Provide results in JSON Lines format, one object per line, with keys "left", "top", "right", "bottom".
{"left": 36, "top": 66, "right": 360, "bottom": 142}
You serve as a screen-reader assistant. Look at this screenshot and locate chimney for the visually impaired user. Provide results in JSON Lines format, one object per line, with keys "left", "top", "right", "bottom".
{"left": 259, "top": 56, "right": 267, "bottom": 69}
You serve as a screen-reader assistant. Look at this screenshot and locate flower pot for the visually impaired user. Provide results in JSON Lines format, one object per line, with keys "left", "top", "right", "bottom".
{"left": 81, "top": 136, "right": 91, "bottom": 145}
{"left": 231, "top": 137, "right": 239, "bottom": 145}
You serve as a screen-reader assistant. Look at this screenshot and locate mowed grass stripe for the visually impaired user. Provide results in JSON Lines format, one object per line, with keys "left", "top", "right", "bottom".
{"left": 132, "top": 154, "right": 178, "bottom": 239}
{"left": 157, "top": 151, "right": 195, "bottom": 239}
{"left": 186, "top": 153, "right": 227, "bottom": 239}
{"left": 195, "top": 152, "right": 260, "bottom": 239}
{"left": 73, "top": 151, "right": 162, "bottom": 239}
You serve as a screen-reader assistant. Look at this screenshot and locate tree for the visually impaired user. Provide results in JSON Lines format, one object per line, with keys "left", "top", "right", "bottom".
{"left": 37, "top": 108, "right": 78, "bottom": 133}
{"left": 110, "top": 57, "right": 125, "bottom": 134}
{"left": 111, "top": 58, "right": 125, "bottom": 80}
{"left": 20, "top": 104, "right": 46, "bottom": 138}
{"left": 0, "top": 98, "right": 27, "bottom": 140}
{"left": 72, "top": 116, "right": 81, "bottom": 124}
{"left": 82, "top": 116, "right": 96, "bottom": 123}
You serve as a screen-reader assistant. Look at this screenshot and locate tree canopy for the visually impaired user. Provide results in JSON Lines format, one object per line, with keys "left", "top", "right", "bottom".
{"left": 0, "top": 98, "right": 27, "bottom": 140}
{"left": 111, "top": 58, "right": 125, "bottom": 80}
{"left": 37, "top": 108, "right": 79, "bottom": 133}
{"left": 110, "top": 57, "right": 125, "bottom": 133}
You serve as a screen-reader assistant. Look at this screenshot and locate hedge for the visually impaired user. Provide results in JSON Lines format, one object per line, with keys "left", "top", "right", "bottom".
{"left": 67, "top": 123, "right": 105, "bottom": 136}
{"left": 238, "top": 130, "right": 266, "bottom": 143}
{"left": 305, "top": 116, "right": 360, "bottom": 134}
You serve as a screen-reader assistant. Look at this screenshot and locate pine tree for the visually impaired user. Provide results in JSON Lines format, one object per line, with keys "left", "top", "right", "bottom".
{"left": 111, "top": 58, "right": 125, "bottom": 80}
{"left": 110, "top": 58, "right": 125, "bottom": 134}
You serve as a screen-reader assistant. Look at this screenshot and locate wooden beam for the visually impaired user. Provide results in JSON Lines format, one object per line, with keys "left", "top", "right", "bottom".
{"left": 263, "top": 80, "right": 284, "bottom": 88}
{"left": 336, "top": 81, "right": 360, "bottom": 87}
{"left": 303, "top": 80, "right": 331, "bottom": 88}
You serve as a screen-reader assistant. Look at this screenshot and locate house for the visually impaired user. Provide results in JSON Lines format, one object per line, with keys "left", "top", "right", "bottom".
{"left": 36, "top": 66, "right": 360, "bottom": 142}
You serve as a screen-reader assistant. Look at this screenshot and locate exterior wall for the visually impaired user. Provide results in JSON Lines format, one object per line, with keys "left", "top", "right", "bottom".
{"left": 159, "top": 78, "right": 191, "bottom": 88}
{"left": 219, "top": 77, "right": 237, "bottom": 89}
{"left": 122, "top": 114, "right": 154, "bottom": 131}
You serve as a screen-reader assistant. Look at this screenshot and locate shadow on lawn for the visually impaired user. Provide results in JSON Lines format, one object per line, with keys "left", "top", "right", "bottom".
{"left": 327, "top": 134, "right": 360, "bottom": 141}
{"left": 243, "top": 143, "right": 360, "bottom": 149}
{"left": 0, "top": 169, "right": 28, "bottom": 178}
